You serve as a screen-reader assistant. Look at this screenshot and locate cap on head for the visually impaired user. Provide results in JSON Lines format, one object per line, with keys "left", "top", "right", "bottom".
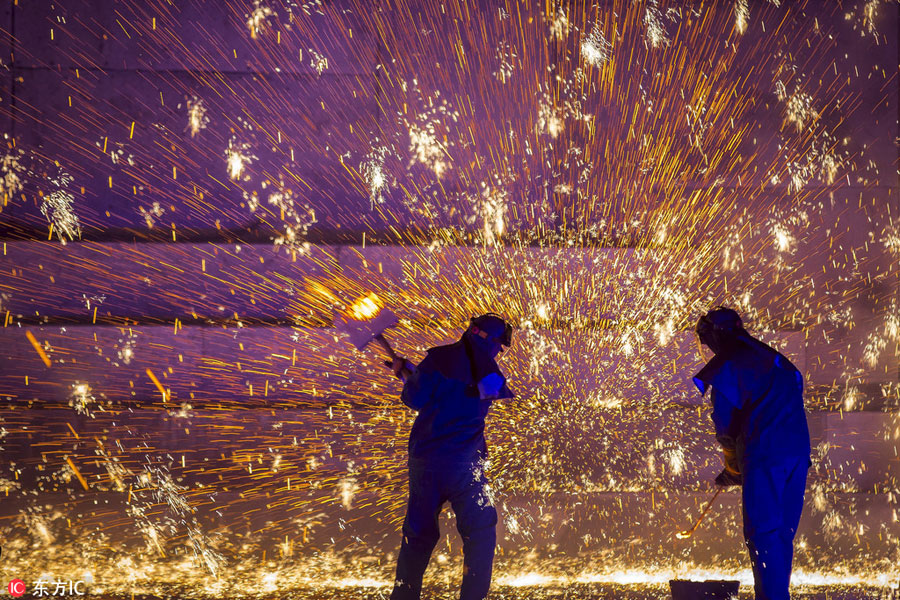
{"left": 696, "top": 306, "right": 744, "bottom": 351}
{"left": 469, "top": 313, "right": 513, "bottom": 347}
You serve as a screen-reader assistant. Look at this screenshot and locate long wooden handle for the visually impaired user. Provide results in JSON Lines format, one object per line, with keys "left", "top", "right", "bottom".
{"left": 375, "top": 333, "right": 413, "bottom": 381}
{"left": 676, "top": 487, "right": 723, "bottom": 539}
{"left": 373, "top": 333, "right": 398, "bottom": 360}
{"left": 691, "top": 487, "right": 723, "bottom": 531}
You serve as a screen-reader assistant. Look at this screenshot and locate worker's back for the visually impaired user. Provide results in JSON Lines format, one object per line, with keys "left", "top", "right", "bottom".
{"left": 738, "top": 343, "right": 810, "bottom": 466}
{"left": 699, "top": 337, "right": 811, "bottom": 468}
{"left": 400, "top": 341, "right": 499, "bottom": 465}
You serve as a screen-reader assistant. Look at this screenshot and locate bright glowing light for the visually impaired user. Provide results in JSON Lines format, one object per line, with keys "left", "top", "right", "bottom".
{"left": 225, "top": 138, "right": 255, "bottom": 181}
{"left": 361, "top": 145, "right": 389, "bottom": 206}
{"left": 246, "top": 0, "right": 275, "bottom": 39}
{"left": 409, "top": 123, "right": 449, "bottom": 178}
{"left": 581, "top": 24, "right": 612, "bottom": 67}
{"left": 41, "top": 171, "right": 82, "bottom": 244}
{"left": 478, "top": 185, "right": 508, "bottom": 244}
{"left": 734, "top": 0, "right": 749, "bottom": 33}
{"left": 644, "top": 1, "right": 670, "bottom": 48}
{"left": 186, "top": 96, "right": 208, "bottom": 137}
{"left": 771, "top": 223, "right": 795, "bottom": 253}
{"left": 349, "top": 293, "right": 382, "bottom": 320}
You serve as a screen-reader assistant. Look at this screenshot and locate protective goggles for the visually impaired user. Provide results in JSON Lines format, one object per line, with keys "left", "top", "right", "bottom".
{"left": 469, "top": 313, "right": 513, "bottom": 347}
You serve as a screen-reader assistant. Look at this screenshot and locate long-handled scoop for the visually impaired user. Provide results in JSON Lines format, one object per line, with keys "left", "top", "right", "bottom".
{"left": 676, "top": 487, "right": 723, "bottom": 539}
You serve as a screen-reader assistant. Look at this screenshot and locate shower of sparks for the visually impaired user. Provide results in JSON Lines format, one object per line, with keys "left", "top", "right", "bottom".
{"left": 138, "top": 201, "right": 165, "bottom": 229}
{"left": 862, "top": 1, "right": 880, "bottom": 36}
{"left": 308, "top": 49, "right": 329, "bottom": 75}
{"left": 0, "top": 146, "right": 25, "bottom": 204}
{"left": 408, "top": 122, "right": 450, "bottom": 178}
{"left": 348, "top": 293, "right": 382, "bottom": 321}
{"left": 69, "top": 382, "right": 96, "bottom": 416}
{"left": 186, "top": 96, "right": 210, "bottom": 137}
{"left": 225, "top": 137, "right": 255, "bottom": 181}
{"left": 580, "top": 25, "right": 613, "bottom": 67}
{"left": 0, "top": 0, "right": 897, "bottom": 596}
{"left": 785, "top": 92, "right": 819, "bottom": 132}
{"left": 643, "top": 1, "right": 670, "bottom": 48}
{"left": 549, "top": 8, "right": 569, "bottom": 40}
{"left": 267, "top": 183, "right": 317, "bottom": 254}
{"left": 494, "top": 41, "right": 518, "bottom": 83}
{"left": 39, "top": 171, "right": 82, "bottom": 244}
{"left": 114, "top": 330, "right": 137, "bottom": 366}
{"left": 476, "top": 184, "right": 509, "bottom": 245}
{"left": 246, "top": 0, "right": 276, "bottom": 39}
{"left": 361, "top": 145, "right": 389, "bottom": 207}
{"left": 81, "top": 294, "right": 105, "bottom": 310}
{"left": 338, "top": 477, "right": 358, "bottom": 510}
{"left": 536, "top": 93, "right": 565, "bottom": 138}
{"left": 862, "top": 298, "right": 900, "bottom": 369}
{"left": 734, "top": 0, "right": 749, "bottom": 34}
{"left": 776, "top": 81, "right": 819, "bottom": 132}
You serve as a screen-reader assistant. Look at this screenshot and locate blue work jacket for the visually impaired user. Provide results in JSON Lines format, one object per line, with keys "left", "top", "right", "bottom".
{"left": 693, "top": 338, "right": 811, "bottom": 469}
{"left": 401, "top": 340, "right": 513, "bottom": 466}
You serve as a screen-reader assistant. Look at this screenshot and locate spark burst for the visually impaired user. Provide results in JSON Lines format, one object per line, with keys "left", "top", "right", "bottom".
{"left": 549, "top": 8, "right": 569, "bottom": 40}
{"left": 40, "top": 171, "right": 82, "bottom": 244}
{"left": 361, "top": 145, "right": 390, "bottom": 206}
{"left": 308, "top": 49, "right": 328, "bottom": 75}
{"left": 643, "top": 1, "right": 670, "bottom": 48}
{"left": 225, "top": 137, "right": 255, "bottom": 181}
{"left": 581, "top": 25, "right": 612, "bottom": 67}
{"left": 246, "top": 0, "right": 276, "bottom": 39}
{"left": 1, "top": 145, "right": 25, "bottom": 203}
{"left": 138, "top": 201, "right": 165, "bottom": 228}
{"left": 408, "top": 123, "right": 449, "bottom": 178}
{"left": 186, "top": 96, "right": 209, "bottom": 137}
{"left": 734, "top": 0, "right": 749, "bottom": 34}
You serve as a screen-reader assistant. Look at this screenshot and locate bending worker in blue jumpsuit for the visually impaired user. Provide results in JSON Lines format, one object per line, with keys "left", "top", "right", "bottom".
{"left": 387, "top": 313, "right": 514, "bottom": 600}
{"left": 693, "top": 307, "right": 811, "bottom": 600}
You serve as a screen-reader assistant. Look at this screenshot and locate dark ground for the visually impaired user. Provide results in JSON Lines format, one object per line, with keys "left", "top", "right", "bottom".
{"left": 71, "top": 584, "right": 900, "bottom": 600}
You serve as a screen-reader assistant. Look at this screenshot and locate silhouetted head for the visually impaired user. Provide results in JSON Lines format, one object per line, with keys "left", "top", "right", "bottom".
{"left": 695, "top": 307, "right": 746, "bottom": 356}
{"left": 465, "top": 313, "right": 513, "bottom": 359}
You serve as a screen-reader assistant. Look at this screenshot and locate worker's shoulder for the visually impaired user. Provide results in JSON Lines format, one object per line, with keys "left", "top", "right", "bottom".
{"left": 736, "top": 339, "right": 799, "bottom": 373}
{"left": 420, "top": 341, "right": 469, "bottom": 380}
{"left": 695, "top": 353, "right": 730, "bottom": 386}
{"left": 424, "top": 341, "right": 465, "bottom": 359}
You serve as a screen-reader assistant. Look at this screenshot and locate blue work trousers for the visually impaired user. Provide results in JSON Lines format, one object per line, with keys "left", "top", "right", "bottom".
{"left": 390, "top": 462, "right": 498, "bottom": 600}
{"left": 742, "top": 456, "right": 809, "bottom": 600}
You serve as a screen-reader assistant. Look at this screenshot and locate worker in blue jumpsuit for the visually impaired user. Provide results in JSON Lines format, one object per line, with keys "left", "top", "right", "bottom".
{"left": 693, "top": 307, "right": 811, "bottom": 600}
{"left": 387, "top": 313, "right": 514, "bottom": 600}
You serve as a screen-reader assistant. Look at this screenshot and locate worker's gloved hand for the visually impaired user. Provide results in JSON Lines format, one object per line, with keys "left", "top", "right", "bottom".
{"left": 715, "top": 468, "right": 743, "bottom": 487}
{"left": 385, "top": 357, "right": 415, "bottom": 382}
{"left": 476, "top": 372, "right": 506, "bottom": 400}
{"left": 722, "top": 447, "right": 741, "bottom": 476}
